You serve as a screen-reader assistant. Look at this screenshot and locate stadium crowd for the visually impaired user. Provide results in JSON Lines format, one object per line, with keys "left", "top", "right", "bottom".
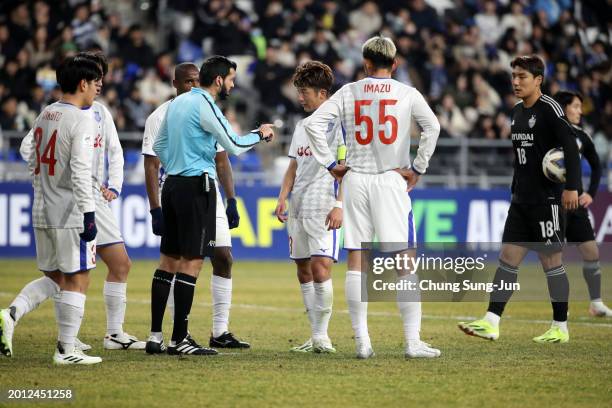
{"left": 0, "top": 0, "right": 610, "bottom": 168}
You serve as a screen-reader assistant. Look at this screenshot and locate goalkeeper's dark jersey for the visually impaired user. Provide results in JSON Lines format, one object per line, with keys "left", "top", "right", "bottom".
{"left": 572, "top": 124, "right": 601, "bottom": 198}
{"left": 509, "top": 94, "right": 581, "bottom": 204}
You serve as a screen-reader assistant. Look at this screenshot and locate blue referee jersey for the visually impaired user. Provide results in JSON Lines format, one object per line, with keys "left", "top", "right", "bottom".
{"left": 153, "top": 87, "right": 261, "bottom": 178}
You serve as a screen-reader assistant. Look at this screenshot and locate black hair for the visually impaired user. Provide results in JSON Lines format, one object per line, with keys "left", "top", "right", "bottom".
{"left": 510, "top": 55, "right": 545, "bottom": 79}
{"left": 77, "top": 51, "right": 108, "bottom": 76}
{"left": 56, "top": 55, "right": 102, "bottom": 93}
{"left": 199, "top": 56, "right": 237, "bottom": 87}
{"left": 553, "top": 90, "right": 583, "bottom": 110}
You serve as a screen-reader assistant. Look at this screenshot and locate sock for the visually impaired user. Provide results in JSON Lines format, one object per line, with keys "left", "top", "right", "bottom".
{"left": 396, "top": 275, "right": 421, "bottom": 344}
{"left": 484, "top": 311, "right": 501, "bottom": 327}
{"left": 168, "top": 277, "right": 175, "bottom": 323}
{"left": 103, "top": 281, "right": 126, "bottom": 335}
{"left": 150, "top": 331, "right": 163, "bottom": 341}
{"left": 545, "top": 265, "right": 569, "bottom": 322}
{"left": 487, "top": 261, "right": 519, "bottom": 318}
{"left": 552, "top": 320, "right": 568, "bottom": 333}
{"left": 300, "top": 281, "right": 316, "bottom": 336}
{"left": 150, "top": 269, "right": 173, "bottom": 333}
{"left": 10, "top": 276, "right": 60, "bottom": 323}
{"left": 345, "top": 271, "right": 369, "bottom": 344}
{"left": 54, "top": 291, "right": 86, "bottom": 354}
{"left": 211, "top": 275, "right": 232, "bottom": 338}
{"left": 313, "top": 279, "right": 333, "bottom": 339}
{"left": 171, "top": 273, "right": 197, "bottom": 343}
{"left": 582, "top": 260, "right": 601, "bottom": 301}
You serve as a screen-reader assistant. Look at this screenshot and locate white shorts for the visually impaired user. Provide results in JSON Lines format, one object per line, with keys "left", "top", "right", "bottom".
{"left": 287, "top": 217, "right": 340, "bottom": 261}
{"left": 96, "top": 196, "right": 124, "bottom": 247}
{"left": 215, "top": 184, "right": 232, "bottom": 247}
{"left": 343, "top": 170, "right": 416, "bottom": 252}
{"left": 34, "top": 228, "right": 96, "bottom": 274}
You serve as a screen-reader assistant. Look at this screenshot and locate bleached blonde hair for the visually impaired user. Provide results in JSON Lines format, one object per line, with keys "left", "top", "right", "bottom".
{"left": 362, "top": 36, "right": 396, "bottom": 68}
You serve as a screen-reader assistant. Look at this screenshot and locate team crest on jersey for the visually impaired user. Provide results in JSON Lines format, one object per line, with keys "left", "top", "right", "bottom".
{"left": 327, "top": 121, "right": 335, "bottom": 133}
{"left": 94, "top": 110, "right": 102, "bottom": 123}
{"left": 528, "top": 114, "right": 536, "bottom": 128}
{"left": 511, "top": 119, "right": 515, "bottom": 126}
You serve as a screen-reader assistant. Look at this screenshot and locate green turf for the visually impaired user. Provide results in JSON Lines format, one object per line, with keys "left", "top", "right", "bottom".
{"left": 0, "top": 260, "right": 610, "bottom": 408}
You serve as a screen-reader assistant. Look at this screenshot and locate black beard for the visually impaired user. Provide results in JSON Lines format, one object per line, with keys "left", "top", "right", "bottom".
{"left": 219, "top": 85, "right": 230, "bottom": 100}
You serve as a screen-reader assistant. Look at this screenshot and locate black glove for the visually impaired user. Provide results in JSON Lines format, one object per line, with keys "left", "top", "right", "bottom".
{"left": 150, "top": 207, "right": 164, "bottom": 236}
{"left": 79, "top": 212, "right": 97, "bottom": 242}
{"left": 226, "top": 198, "right": 240, "bottom": 229}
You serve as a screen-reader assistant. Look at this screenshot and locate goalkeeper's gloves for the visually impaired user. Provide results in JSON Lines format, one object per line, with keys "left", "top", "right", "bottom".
{"left": 226, "top": 198, "right": 240, "bottom": 229}
{"left": 150, "top": 207, "right": 164, "bottom": 236}
{"left": 79, "top": 212, "right": 97, "bottom": 242}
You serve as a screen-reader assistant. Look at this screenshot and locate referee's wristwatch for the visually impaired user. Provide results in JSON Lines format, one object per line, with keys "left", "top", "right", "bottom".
{"left": 257, "top": 129, "right": 272, "bottom": 142}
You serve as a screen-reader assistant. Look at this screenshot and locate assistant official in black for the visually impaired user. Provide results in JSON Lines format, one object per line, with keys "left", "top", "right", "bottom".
{"left": 459, "top": 55, "right": 581, "bottom": 344}
{"left": 554, "top": 90, "right": 611, "bottom": 318}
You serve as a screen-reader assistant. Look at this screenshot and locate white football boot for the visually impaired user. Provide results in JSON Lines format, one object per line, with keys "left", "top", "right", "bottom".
{"left": 104, "top": 332, "right": 146, "bottom": 350}
{"left": 405, "top": 340, "right": 441, "bottom": 359}
{"left": 53, "top": 343, "right": 102, "bottom": 365}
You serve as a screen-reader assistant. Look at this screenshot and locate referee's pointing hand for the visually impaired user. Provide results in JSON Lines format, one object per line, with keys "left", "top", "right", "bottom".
{"left": 258, "top": 124, "right": 275, "bottom": 142}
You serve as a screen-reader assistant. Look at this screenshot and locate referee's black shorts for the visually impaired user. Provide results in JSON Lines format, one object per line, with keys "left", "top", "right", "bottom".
{"left": 160, "top": 173, "right": 217, "bottom": 259}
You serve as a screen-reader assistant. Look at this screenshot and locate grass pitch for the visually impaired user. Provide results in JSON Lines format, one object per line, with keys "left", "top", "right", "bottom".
{"left": 0, "top": 259, "right": 611, "bottom": 408}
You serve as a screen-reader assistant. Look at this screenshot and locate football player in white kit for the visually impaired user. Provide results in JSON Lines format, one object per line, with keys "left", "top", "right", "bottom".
{"left": 275, "top": 61, "right": 344, "bottom": 353}
{"left": 304, "top": 36, "right": 441, "bottom": 359}
{"left": 143, "top": 63, "right": 249, "bottom": 353}
{"left": 0, "top": 56, "right": 102, "bottom": 364}
{"left": 0, "top": 52, "right": 145, "bottom": 358}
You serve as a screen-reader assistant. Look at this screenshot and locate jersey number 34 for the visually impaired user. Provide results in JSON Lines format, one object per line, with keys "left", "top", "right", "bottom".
{"left": 34, "top": 127, "right": 57, "bottom": 176}
{"left": 354, "top": 99, "right": 398, "bottom": 145}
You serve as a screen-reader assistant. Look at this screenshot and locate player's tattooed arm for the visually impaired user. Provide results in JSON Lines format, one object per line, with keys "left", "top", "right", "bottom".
{"left": 275, "top": 159, "right": 297, "bottom": 223}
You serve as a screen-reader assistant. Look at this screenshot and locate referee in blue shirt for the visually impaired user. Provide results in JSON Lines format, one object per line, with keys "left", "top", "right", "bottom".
{"left": 153, "top": 56, "right": 274, "bottom": 355}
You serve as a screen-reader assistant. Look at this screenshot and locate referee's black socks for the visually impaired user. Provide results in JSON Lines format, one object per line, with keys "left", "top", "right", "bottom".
{"left": 151, "top": 269, "right": 174, "bottom": 333}
{"left": 172, "top": 273, "right": 197, "bottom": 343}
{"left": 487, "top": 261, "right": 519, "bottom": 317}
{"left": 545, "top": 265, "right": 569, "bottom": 322}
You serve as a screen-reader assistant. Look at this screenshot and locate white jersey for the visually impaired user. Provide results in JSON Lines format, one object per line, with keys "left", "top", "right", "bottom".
{"left": 142, "top": 99, "right": 224, "bottom": 188}
{"left": 28, "top": 102, "right": 96, "bottom": 228}
{"left": 20, "top": 101, "right": 124, "bottom": 195}
{"left": 142, "top": 100, "right": 171, "bottom": 157}
{"left": 91, "top": 101, "right": 123, "bottom": 194}
{"left": 289, "top": 118, "right": 343, "bottom": 219}
{"left": 304, "top": 77, "right": 440, "bottom": 174}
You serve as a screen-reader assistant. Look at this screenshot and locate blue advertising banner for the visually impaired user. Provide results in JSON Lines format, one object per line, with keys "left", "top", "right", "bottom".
{"left": 1, "top": 183, "right": 611, "bottom": 259}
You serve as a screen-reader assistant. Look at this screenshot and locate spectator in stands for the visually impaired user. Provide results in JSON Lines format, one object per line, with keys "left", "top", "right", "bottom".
{"left": 119, "top": 25, "right": 155, "bottom": 70}
{"left": 475, "top": 0, "right": 502, "bottom": 45}
{"left": 0, "top": 0, "right": 608, "bottom": 178}
{"left": 349, "top": 1, "right": 382, "bottom": 37}
{"left": 436, "top": 94, "right": 472, "bottom": 138}
{"left": 71, "top": 3, "right": 98, "bottom": 49}
{"left": 123, "top": 86, "right": 151, "bottom": 131}
{"left": 25, "top": 27, "right": 53, "bottom": 68}
{"left": 0, "top": 96, "right": 22, "bottom": 131}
